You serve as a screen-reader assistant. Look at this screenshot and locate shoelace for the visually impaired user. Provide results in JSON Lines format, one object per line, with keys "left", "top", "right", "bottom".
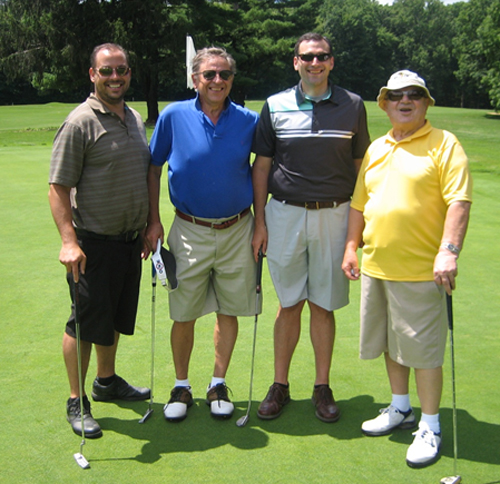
{"left": 412, "top": 429, "right": 438, "bottom": 447}
{"left": 169, "top": 386, "right": 191, "bottom": 403}
{"left": 210, "top": 384, "right": 232, "bottom": 403}
{"left": 69, "top": 397, "right": 90, "bottom": 417}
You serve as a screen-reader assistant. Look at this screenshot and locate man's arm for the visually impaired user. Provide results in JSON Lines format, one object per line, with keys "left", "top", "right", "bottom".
{"left": 48, "top": 183, "right": 86, "bottom": 282}
{"left": 341, "top": 208, "right": 365, "bottom": 280}
{"left": 251, "top": 155, "right": 272, "bottom": 261}
{"left": 434, "top": 200, "right": 471, "bottom": 294}
{"left": 144, "top": 164, "right": 165, "bottom": 257}
{"left": 353, "top": 158, "right": 363, "bottom": 175}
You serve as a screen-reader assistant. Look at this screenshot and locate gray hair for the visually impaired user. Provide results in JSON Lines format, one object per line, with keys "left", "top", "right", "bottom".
{"left": 192, "top": 47, "right": 237, "bottom": 75}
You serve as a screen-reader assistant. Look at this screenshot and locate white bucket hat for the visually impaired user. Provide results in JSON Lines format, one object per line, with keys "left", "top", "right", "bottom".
{"left": 377, "top": 70, "right": 435, "bottom": 108}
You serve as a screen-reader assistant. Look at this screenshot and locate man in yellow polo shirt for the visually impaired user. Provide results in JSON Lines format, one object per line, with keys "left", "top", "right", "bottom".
{"left": 342, "top": 70, "right": 472, "bottom": 469}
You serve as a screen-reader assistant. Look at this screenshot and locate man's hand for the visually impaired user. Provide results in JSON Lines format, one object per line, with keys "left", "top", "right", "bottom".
{"left": 252, "top": 223, "right": 267, "bottom": 262}
{"left": 144, "top": 221, "right": 165, "bottom": 260}
{"left": 342, "top": 248, "right": 360, "bottom": 281}
{"left": 60, "top": 241, "right": 86, "bottom": 283}
{"left": 434, "top": 250, "right": 458, "bottom": 295}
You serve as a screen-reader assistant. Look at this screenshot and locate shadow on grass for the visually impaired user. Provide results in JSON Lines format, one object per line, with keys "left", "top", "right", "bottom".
{"left": 93, "top": 395, "right": 499, "bottom": 468}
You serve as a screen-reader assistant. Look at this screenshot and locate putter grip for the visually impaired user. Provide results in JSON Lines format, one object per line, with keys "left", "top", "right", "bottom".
{"left": 446, "top": 293, "right": 453, "bottom": 331}
{"left": 73, "top": 279, "right": 81, "bottom": 323}
{"left": 256, "top": 249, "right": 264, "bottom": 294}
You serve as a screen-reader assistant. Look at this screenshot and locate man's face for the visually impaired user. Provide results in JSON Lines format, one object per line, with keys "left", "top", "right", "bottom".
{"left": 89, "top": 48, "right": 131, "bottom": 106}
{"left": 192, "top": 56, "right": 234, "bottom": 109}
{"left": 293, "top": 39, "right": 334, "bottom": 93}
{"left": 381, "top": 88, "right": 430, "bottom": 137}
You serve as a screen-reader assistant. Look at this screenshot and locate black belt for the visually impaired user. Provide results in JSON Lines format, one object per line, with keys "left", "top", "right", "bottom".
{"left": 75, "top": 228, "right": 140, "bottom": 242}
{"left": 274, "top": 198, "right": 350, "bottom": 210}
{"left": 175, "top": 207, "right": 251, "bottom": 230}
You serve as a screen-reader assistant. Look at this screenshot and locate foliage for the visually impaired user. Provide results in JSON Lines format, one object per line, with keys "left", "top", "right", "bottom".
{"left": 0, "top": 0, "right": 499, "bottom": 114}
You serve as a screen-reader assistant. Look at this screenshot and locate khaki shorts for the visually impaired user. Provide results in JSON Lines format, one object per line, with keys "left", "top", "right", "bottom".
{"left": 167, "top": 212, "right": 259, "bottom": 322}
{"left": 360, "top": 275, "right": 448, "bottom": 369}
{"left": 265, "top": 198, "right": 350, "bottom": 311}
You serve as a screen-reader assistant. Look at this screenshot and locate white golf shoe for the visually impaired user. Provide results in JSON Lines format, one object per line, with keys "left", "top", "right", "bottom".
{"left": 206, "top": 383, "right": 234, "bottom": 419}
{"left": 406, "top": 422, "right": 442, "bottom": 468}
{"left": 163, "top": 386, "right": 193, "bottom": 422}
{"left": 362, "top": 405, "right": 416, "bottom": 436}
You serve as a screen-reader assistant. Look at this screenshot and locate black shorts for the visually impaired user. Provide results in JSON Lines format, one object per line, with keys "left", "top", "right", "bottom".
{"left": 65, "top": 235, "right": 142, "bottom": 346}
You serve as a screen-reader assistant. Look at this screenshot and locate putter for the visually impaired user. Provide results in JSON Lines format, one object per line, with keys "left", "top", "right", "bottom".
{"left": 73, "top": 278, "right": 90, "bottom": 469}
{"left": 139, "top": 262, "right": 157, "bottom": 423}
{"left": 236, "top": 249, "right": 264, "bottom": 427}
{"left": 440, "top": 293, "right": 461, "bottom": 484}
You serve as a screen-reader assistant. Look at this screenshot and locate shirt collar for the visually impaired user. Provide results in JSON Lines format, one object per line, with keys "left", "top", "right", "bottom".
{"left": 296, "top": 81, "right": 335, "bottom": 105}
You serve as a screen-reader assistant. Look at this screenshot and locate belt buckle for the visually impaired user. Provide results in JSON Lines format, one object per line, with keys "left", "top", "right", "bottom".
{"left": 304, "top": 202, "right": 319, "bottom": 210}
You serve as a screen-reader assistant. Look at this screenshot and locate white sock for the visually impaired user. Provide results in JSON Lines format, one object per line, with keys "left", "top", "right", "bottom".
{"left": 420, "top": 413, "right": 440, "bottom": 434}
{"left": 175, "top": 378, "right": 190, "bottom": 389}
{"left": 391, "top": 394, "right": 411, "bottom": 413}
{"left": 209, "top": 377, "right": 225, "bottom": 389}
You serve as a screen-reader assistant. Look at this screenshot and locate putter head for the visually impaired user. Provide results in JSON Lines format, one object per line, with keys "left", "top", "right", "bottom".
{"left": 440, "top": 476, "right": 461, "bottom": 484}
{"left": 236, "top": 415, "right": 249, "bottom": 427}
{"left": 74, "top": 452, "right": 90, "bottom": 469}
{"left": 138, "top": 408, "right": 154, "bottom": 424}
{"left": 151, "top": 240, "right": 178, "bottom": 291}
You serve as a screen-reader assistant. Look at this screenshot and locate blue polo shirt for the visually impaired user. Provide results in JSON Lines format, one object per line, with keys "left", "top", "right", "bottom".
{"left": 150, "top": 95, "right": 259, "bottom": 218}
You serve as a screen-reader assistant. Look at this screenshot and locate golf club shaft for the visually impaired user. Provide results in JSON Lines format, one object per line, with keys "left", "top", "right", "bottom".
{"left": 446, "top": 293, "right": 458, "bottom": 476}
{"left": 73, "top": 279, "right": 86, "bottom": 452}
{"left": 149, "top": 269, "right": 157, "bottom": 408}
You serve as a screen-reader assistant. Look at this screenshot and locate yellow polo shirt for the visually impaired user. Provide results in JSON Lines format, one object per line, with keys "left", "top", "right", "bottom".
{"left": 351, "top": 121, "right": 472, "bottom": 281}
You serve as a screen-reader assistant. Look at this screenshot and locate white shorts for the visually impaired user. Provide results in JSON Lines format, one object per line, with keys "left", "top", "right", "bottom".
{"left": 360, "top": 275, "right": 448, "bottom": 368}
{"left": 167, "top": 212, "right": 259, "bottom": 322}
{"left": 265, "top": 198, "right": 350, "bottom": 311}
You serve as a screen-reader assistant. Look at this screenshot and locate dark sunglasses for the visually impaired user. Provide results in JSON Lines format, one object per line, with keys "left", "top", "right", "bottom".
{"left": 95, "top": 66, "right": 130, "bottom": 77}
{"left": 298, "top": 53, "right": 331, "bottom": 62}
{"left": 199, "top": 70, "right": 234, "bottom": 81}
{"left": 386, "top": 89, "right": 426, "bottom": 101}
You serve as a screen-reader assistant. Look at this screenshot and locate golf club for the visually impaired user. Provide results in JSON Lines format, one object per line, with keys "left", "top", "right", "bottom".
{"left": 440, "top": 293, "right": 461, "bottom": 484}
{"left": 236, "top": 249, "right": 264, "bottom": 427}
{"left": 139, "top": 261, "right": 157, "bottom": 424}
{"left": 72, "top": 277, "right": 90, "bottom": 469}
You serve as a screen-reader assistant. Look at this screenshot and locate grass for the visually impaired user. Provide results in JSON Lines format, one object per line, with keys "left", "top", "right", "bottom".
{"left": 0, "top": 100, "right": 499, "bottom": 484}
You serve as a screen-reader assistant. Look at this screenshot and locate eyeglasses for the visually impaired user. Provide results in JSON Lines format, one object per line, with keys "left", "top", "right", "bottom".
{"left": 95, "top": 66, "right": 130, "bottom": 77}
{"left": 386, "top": 89, "right": 426, "bottom": 101}
{"left": 198, "top": 70, "right": 234, "bottom": 81}
{"left": 298, "top": 53, "right": 331, "bottom": 62}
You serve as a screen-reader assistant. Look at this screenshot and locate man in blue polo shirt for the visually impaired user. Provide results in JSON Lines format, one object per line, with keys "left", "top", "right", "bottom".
{"left": 147, "top": 46, "right": 259, "bottom": 422}
{"left": 252, "top": 32, "right": 370, "bottom": 422}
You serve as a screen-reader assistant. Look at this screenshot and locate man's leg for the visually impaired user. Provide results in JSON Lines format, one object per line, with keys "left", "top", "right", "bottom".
{"left": 63, "top": 332, "right": 92, "bottom": 398}
{"left": 163, "top": 320, "right": 196, "bottom": 422}
{"left": 171, "top": 320, "right": 196, "bottom": 380}
{"left": 309, "top": 301, "right": 340, "bottom": 422}
{"left": 207, "top": 314, "right": 238, "bottom": 418}
{"left": 63, "top": 332, "right": 102, "bottom": 438}
{"left": 213, "top": 314, "right": 238, "bottom": 378}
{"left": 308, "top": 301, "right": 335, "bottom": 386}
{"left": 274, "top": 301, "right": 305, "bottom": 384}
{"left": 415, "top": 366, "right": 443, "bottom": 416}
{"left": 257, "top": 301, "right": 304, "bottom": 420}
{"left": 385, "top": 352, "right": 411, "bottom": 395}
{"left": 95, "top": 330, "right": 119, "bottom": 378}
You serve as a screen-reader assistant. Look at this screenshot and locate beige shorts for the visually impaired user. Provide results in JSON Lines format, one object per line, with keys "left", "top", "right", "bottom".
{"left": 360, "top": 275, "right": 448, "bottom": 369}
{"left": 167, "top": 212, "right": 259, "bottom": 322}
{"left": 265, "top": 198, "right": 350, "bottom": 311}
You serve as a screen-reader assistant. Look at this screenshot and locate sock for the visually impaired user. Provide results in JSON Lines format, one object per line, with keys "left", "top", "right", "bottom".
{"left": 391, "top": 394, "right": 411, "bottom": 413}
{"left": 97, "top": 375, "right": 116, "bottom": 386}
{"left": 175, "top": 378, "right": 190, "bottom": 388}
{"left": 420, "top": 413, "right": 440, "bottom": 434}
{"left": 209, "top": 377, "right": 225, "bottom": 389}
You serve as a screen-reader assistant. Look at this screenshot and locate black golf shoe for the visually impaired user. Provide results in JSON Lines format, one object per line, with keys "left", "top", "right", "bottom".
{"left": 91, "top": 375, "right": 150, "bottom": 402}
{"left": 67, "top": 396, "right": 103, "bottom": 439}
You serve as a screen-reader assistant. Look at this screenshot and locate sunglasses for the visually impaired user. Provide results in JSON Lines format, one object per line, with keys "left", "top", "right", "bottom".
{"left": 298, "top": 53, "right": 331, "bottom": 62}
{"left": 198, "top": 70, "right": 234, "bottom": 81}
{"left": 386, "top": 89, "right": 426, "bottom": 101}
{"left": 95, "top": 66, "right": 130, "bottom": 77}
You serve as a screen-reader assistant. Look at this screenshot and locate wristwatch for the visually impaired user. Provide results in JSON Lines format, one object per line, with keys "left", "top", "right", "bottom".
{"left": 440, "top": 242, "right": 460, "bottom": 257}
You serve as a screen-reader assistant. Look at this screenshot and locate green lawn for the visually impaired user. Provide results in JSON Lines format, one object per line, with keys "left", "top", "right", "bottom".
{"left": 0, "top": 100, "right": 498, "bottom": 484}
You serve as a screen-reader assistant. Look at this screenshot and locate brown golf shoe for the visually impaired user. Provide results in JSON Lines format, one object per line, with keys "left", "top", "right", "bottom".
{"left": 312, "top": 385, "right": 340, "bottom": 423}
{"left": 257, "top": 383, "right": 290, "bottom": 420}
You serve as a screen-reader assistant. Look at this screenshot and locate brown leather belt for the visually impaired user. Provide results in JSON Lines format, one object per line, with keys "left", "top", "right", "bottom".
{"left": 175, "top": 207, "right": 251, "bottom": 230}
{"left": 274, "top": 198, "right": 350, "bottom": 210}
